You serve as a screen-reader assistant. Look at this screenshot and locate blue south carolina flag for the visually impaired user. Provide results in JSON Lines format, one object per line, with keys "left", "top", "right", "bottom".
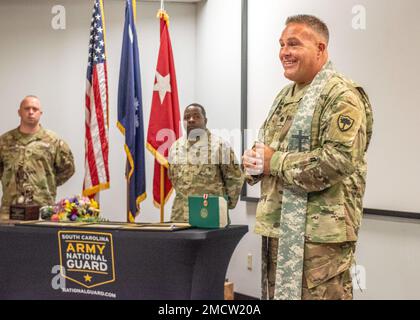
{"left": 117, "top": 0, "right": 146, "bottom": 222}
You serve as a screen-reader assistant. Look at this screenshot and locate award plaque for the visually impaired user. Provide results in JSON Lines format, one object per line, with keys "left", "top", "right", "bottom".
{"left": 10, "top": 204, "right": 41, "bottom": 221}
{"left": 9, "top": 165, "right": 40, "bottom": 221}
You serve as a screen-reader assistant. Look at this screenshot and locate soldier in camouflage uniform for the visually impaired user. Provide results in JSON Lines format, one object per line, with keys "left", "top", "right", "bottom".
{"left": 168, "top": 103, "right": 244, "bottom": 222}
{"left": 243, "top": 16, "right": 373, "bottom": 300}
{"left": 0, "top": 96, "right": 75, "bottom": 219}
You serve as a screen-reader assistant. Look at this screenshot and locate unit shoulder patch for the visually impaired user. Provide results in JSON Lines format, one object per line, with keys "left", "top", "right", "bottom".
{"left": 337, "top": 115, "right": 355, "bottom": 132}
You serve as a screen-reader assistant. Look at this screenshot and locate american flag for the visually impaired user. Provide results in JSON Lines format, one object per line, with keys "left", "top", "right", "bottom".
{"left": 83, "top": 0, "right": 110, "bottom": 198}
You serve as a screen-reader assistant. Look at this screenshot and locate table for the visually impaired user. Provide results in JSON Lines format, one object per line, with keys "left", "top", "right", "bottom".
{"left": 0, "top": 222, "right": 248, "bottom": 300}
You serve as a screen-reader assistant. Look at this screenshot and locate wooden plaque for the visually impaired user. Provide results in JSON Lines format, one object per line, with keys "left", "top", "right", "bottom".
{"left": 9, "top": 204, "right": 40, "bottom": 221}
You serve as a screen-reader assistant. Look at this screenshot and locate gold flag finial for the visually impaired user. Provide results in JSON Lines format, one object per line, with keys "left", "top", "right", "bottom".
{"left": 157, "top": 9, "right": 170, "bottom": 26}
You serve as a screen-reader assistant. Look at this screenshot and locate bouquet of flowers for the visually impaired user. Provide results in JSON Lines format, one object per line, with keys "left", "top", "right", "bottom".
{"left": 40, "top": 195, "right": 102, "bottom": 222}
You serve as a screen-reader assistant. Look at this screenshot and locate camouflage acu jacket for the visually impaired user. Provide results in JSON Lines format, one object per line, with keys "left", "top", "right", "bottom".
{"left": 168, "top": 130, "right": 244, "bottom": 222}
{"left": 0, "top": 127, "right": 75, "bottom": 214}
{"left": 248, "top": 74, "right": 373, "bottom": 243}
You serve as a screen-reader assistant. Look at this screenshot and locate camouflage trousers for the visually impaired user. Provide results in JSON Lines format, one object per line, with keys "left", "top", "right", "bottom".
{"left": 261, "top": 236, "right": 355, "bottom": 300}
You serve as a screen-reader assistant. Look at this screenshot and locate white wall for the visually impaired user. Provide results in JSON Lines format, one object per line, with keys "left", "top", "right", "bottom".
{"left": 0, "top": 0, "right": 196, "bottom": 222}
{"left": 354, "top": 216, "right": 420, "bottom": 300}
{"left": 196, "top": 0, "right": 420, "bottom": 299}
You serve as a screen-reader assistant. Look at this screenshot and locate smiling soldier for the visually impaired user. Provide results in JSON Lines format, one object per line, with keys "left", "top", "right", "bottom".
{"left": 242, "top": 15, "right": 373, "bottom": 300}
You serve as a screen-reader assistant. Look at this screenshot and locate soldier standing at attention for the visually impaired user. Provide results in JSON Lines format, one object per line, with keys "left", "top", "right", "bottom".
{"left": 0, "top": 95, "right": 75, "bottom": 219}
{"left": 168, "top": 103, "right": 243, "bottom": 222}
{"left": 242, "top": 15, "right": 373, "bottom": 300}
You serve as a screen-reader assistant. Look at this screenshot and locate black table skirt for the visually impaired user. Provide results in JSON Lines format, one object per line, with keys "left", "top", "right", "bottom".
{"left": 0, "top": 223, "right": 248, "bottom": 300}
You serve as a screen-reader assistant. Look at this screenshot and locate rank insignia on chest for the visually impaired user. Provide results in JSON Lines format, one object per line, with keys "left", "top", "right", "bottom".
{"left": 188, "top": 195, "right": 229, "bottom": 229}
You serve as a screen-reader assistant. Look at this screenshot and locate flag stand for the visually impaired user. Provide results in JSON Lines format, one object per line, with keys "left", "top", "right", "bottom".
{"left": 160, "top": 165, "right": 165, "bottom": 223}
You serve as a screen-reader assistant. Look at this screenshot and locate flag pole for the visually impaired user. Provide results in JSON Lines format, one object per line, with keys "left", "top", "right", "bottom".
{"left": 160, "top": 0, "right": 166, "bottom": 225}
{"left": 127, "top": 177, "right": 130, "bottom": 222}
{"left": 95, "top": 193, "right": 100, "bottom": 207}
{"left": 132, "top": 0, "right": 137, "bottom": 20}
{"left": 129, "top": 0, "right": 136, "bottom": 224}
{"left": 160, "top": 164, "right": 165, "bottom": 223}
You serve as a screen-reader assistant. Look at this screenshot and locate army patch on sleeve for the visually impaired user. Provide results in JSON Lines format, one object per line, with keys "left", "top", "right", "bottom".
{"left": 338, "top": 115, "right": 355, "bottom": 132}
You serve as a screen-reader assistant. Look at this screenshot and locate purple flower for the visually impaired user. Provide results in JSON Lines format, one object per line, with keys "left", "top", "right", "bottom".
{"left": 70, "top": 214, "right": 78, "bottom": 221}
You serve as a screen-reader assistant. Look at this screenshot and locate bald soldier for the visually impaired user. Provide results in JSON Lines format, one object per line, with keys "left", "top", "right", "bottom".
{"left": 0, "top": 96, "right": 75, "bottom": 219}
{"left": 168, "top": 103, "right": 243, "bottom": 222}
{"left": 243, "top": 15, "right": 373, "bottom": 300}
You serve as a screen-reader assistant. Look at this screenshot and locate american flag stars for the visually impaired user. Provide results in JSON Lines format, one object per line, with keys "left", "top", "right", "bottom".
{"left": 87, "top": 1, "right": 106, "bottom": 73}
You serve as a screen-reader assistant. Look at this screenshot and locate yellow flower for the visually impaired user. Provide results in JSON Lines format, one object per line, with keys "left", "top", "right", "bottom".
{"left": 90, "top": 199, "right": 99, "bottom": 209}
{"left": 58, "top": 212, "right": 68, "bottom": 221}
